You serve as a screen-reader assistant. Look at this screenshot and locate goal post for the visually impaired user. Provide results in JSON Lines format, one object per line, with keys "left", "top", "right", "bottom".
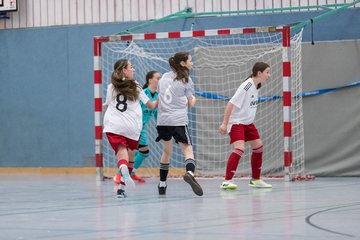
{"left": 93, "top": 25, "right": 305, "bottom": 181}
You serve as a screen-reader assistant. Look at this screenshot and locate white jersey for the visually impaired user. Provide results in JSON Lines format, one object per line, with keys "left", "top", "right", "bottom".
{"left": 157, "top": 71, "right": 195, "bottom": 126}
{"left": 103, "top": 83, "right": 150, "bottom": 140}
{"left": 227, "top": 78, "right": 259, "bottom": 131}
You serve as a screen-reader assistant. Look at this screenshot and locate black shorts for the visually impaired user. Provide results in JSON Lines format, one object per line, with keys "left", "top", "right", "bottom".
{"left": 156, "top": 126, "right": 192, "bottom": 145}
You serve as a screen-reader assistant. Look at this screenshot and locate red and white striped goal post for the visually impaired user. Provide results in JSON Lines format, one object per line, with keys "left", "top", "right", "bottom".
{"left": 93, "top": 25, "right": 293, "bottom": 181}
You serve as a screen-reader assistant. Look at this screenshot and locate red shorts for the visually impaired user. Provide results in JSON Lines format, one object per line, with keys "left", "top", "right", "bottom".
{"left": 106, "top": 133, "right": 139, "bottom": 152}
{"left": 229, "top": 123, "right": 260, "bottom": 144}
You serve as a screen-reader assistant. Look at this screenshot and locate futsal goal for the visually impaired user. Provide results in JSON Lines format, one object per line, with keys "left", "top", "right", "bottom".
{"left": 93, "top": 25, "right": 305, "bottom": 181}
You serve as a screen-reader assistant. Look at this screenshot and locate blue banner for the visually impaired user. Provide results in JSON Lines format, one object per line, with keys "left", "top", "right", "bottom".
{"left": 195, "top": 80, "right": 360, "bottom": 102}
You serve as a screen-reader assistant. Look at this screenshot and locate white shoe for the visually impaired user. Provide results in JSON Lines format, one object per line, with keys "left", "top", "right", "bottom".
{"left": 220, "top": 180, "right": 238, "bottom": 190}
{"left": 119, "top": 165, "right": 135, "bottom": 189}
{"left": 249, "top": 179, "right": 272, "bottom": 188}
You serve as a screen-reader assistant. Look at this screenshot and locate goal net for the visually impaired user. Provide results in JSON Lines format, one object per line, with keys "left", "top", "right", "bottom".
{"left": 94, "top": 26, "right": 305, "bottom": 180}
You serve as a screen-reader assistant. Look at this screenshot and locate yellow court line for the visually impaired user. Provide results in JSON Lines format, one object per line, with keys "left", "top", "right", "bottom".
{"left": 0, "top": 167, "right": 185, "bottom": 177}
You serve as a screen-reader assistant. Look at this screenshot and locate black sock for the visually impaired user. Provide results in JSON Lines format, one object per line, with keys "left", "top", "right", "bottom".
{"left": 160, "top": 163, "right": 170, "bottom": 182}
{"left": 185, "top": 158, "right": 196, "bottom": 173}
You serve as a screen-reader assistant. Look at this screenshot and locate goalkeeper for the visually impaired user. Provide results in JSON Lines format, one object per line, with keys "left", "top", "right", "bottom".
{"left": 218, "top": 62, "right": 273, "bottom": 190}
{"left": 130, "top": 71, "right": 161, "bottom": 182}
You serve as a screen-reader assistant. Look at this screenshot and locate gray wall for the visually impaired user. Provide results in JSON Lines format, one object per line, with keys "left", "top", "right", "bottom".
{"left": 0, "top": 8, "right": 359, "bottom": 175}
{"left": 302, "top": 40, "right": 360, "bottom": 176}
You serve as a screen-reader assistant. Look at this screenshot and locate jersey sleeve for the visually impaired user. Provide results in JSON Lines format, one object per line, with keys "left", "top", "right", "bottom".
{"left": 139, "top": 89, "right": 150, "bottom": 104}
{"left": 184, "top": 77, "right": 195, "bottom": 98}
{"left": 229, "top": 85, "right": 247, "bottom": 109}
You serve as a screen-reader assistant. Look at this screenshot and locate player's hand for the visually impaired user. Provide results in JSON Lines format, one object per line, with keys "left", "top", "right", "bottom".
{"left": 219, "top": 123, "right": 227, "bottom": 135}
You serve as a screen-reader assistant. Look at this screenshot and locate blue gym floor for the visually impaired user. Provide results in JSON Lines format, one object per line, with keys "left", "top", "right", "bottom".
{"left": 1, "top": 174, "right": 359, "bottom": 240}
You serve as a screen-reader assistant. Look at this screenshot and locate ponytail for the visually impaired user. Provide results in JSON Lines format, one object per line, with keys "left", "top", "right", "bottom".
{"left": 111, "top": 59, "right": 139, "bottom": 101}
{"left": 169, "top": 52, "right": 190, "bottom": 83}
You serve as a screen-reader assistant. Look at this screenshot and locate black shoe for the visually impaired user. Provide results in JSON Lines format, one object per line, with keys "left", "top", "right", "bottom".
{"left": 116, "top": 189, "right": 127, "bottom": 198}
{"left": 183, "top": 172, "right": 203, "bottom": 196}
{"left": 158, "top": 184, "right": 167, "bottom": 195}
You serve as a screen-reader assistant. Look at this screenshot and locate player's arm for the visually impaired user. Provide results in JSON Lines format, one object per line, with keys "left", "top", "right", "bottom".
{"left": 219, "top": 102, "right": 234, "bottom": 135}
{"left": 186, "top": 78, "right": 196, "bottom": 108}
{"left": 146, "top": 99, "right": 158, "bottom": 110}
{"left": 139, "top": 88, "right": 157, "bottom": 110}
{"left": 187, "top": 95, "right": 196, "bottom": 108}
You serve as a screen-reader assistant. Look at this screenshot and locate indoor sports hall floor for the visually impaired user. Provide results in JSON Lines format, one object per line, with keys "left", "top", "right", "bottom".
{"left": 1, "top": 174, "right": 359, "bottom": 240}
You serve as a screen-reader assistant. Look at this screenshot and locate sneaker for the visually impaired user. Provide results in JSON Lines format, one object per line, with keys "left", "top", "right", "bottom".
{"left": 220, "top": 180, "right": 238, "bottom": 190}
{"left": 113, "top": 173, "right": 121, "bottom": 185}
{"left": 158, "top": 184, "right": 167, "bottom": 195}
{"left": 116, "top": 189, "right": 127, "bottom": 198}
{"left": 131, "top": 173, "right": 145, "bottom": 183}
{"left": 183, "top": 172, "right": 203, "bottom": 196}
{"left": 249, "top": 179, "right": 272, "bottom": 188}
{"left": 120, "top": 165, "right": 136, "bottom": 189}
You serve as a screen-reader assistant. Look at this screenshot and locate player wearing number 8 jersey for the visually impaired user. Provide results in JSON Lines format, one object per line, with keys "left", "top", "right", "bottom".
{"left": 156, "top": 51, "right": 203, "bottom": 196}
{"left": 103, "top": 59, "right": 157, "bottom": 198}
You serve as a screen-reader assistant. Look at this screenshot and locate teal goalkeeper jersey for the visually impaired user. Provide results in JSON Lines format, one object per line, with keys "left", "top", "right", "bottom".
{"left": 141, "top": 87, "right": 158, "bottom": 126}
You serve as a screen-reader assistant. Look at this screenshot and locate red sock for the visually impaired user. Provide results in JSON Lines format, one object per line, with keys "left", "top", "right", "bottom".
{"left": 225, "top": 149, "right": 243, "bottom": 180}
{"left": 251, "top": 146, "right": 263, "bottom": 179}
{"left": 117, "top": 159, "right": 128, "bottom": 168}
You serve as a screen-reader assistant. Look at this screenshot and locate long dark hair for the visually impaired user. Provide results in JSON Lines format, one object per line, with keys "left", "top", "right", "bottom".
{"left": 169, "top": 51, "right": 190, "bottom": 83}
{"left": 143, "top": 70, "right": 159, "bottom": 89}
{"left": 111, "top": 59, "right": 139, "bottom": 101}
{"left": 246, "top": 62, "right": 270, "bottom": 89}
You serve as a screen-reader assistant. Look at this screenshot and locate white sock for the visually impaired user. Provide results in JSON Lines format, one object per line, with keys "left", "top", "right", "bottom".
{"left": 119, "top": 164, "right": 128, "bottom": 174}
{"left": 159, "top": 181, "right": 167, "bottom": 187}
